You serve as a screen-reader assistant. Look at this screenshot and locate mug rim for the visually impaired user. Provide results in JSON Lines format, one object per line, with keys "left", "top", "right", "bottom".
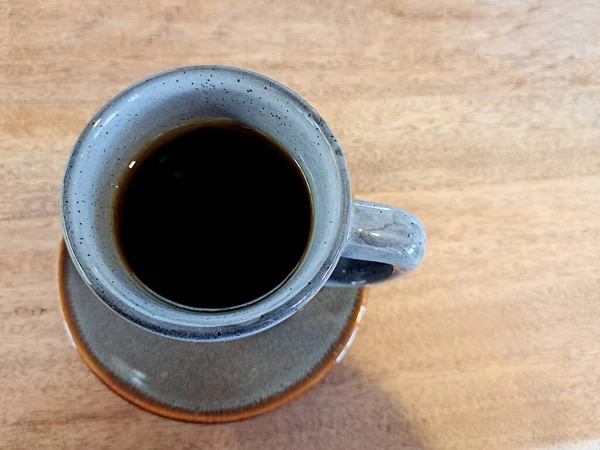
{"left": 62, "top": 66, "right": 352, "bottom": 341}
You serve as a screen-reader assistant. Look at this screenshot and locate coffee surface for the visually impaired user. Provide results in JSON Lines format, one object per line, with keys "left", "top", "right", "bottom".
{"left": 114, "top": 120, "right": 312, "bottom": 309}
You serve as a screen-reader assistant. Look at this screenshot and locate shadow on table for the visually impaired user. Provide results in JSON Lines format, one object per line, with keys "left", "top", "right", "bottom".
{"left": 229, "top": 363, "right": 423, "bottom": 450}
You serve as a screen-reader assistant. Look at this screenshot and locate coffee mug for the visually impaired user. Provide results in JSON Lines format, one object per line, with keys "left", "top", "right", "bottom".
{"left": 61, "top": 66, "right": 426, "bottom": 341}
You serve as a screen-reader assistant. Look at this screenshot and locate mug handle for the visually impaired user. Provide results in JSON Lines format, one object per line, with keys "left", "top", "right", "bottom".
{"left": 326, "top": 200, "right": 426, "bottom": 286}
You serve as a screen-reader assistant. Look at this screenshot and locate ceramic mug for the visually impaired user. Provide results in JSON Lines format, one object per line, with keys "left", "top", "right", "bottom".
{"left": 61, "top": 66, "right": 426, "bottom": 342}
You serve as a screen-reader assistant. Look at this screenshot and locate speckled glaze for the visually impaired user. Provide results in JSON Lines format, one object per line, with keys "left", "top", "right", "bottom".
{"left": 61, "top": 66, "right": 426, "bottom": 342}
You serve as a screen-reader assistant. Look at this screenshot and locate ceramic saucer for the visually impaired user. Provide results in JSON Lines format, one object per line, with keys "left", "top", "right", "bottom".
{"left": 58, "top": 241, "right": 367, "bottom": 422}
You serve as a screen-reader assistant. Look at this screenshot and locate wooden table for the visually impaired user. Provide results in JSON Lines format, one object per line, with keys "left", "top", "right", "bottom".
{"left": 2, "top": 0, "right": 599, "bottom": 448}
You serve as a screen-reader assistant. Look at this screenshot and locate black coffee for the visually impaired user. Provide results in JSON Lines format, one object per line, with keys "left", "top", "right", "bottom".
{"left": 114, "top": 120, "right": 312, "bottom": 309}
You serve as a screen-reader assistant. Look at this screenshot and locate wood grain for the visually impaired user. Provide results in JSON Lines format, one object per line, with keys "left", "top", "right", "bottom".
{"left": 1, "top": 0, "right": 600, "bottom": 448}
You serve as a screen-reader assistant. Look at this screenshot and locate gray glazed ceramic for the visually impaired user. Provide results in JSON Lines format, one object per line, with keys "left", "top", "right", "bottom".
{"left": 61, "top": 66, "right": 426, "bottom": 342}
{"left": 59, "top": 242, "right": 366, "bottom": 421}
